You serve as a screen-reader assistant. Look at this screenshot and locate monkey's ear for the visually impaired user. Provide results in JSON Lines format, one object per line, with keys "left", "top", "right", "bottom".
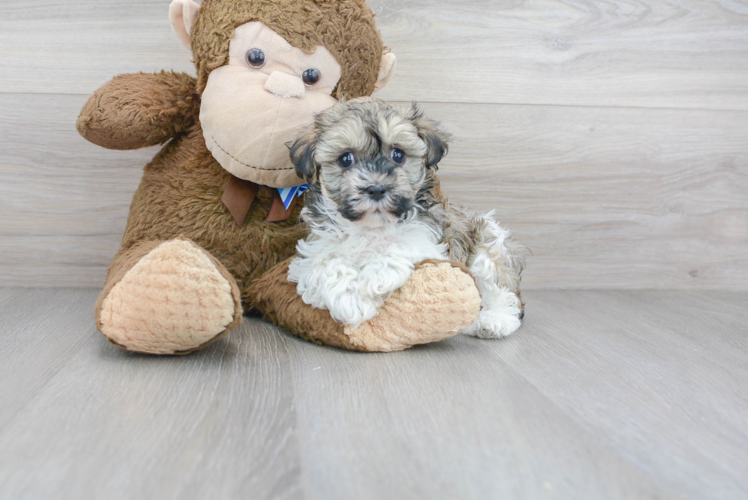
{"left": 410, "top": 105, "right": 450, "bottom": 169}
{"left": 289, "top": 131, "right": 318, "bottom": 183}
{"left": 169, "top": 0, "right": 201, "bottom": 50}
{"left": 374, "top": 53, "right": 397, "bottom": 92}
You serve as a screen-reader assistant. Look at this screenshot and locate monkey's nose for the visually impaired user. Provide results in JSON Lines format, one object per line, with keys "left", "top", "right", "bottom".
{"left": 365, "top": 185, "right": 388, "bottom": 201}
{"left": 264, "top": 71, "right": 306, "bottom": 99}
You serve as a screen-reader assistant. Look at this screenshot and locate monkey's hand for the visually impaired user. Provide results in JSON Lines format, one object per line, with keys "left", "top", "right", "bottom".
{"left": 250, "top": 259, "right": 482, "bottom": 352}
{"left": 77, "top": 71, "right": 199, "bottom": 150}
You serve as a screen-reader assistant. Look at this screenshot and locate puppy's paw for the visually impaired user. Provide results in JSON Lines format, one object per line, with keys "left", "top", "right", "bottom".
{"left": 356, "top": 258, "right": 413, "bottom": 297}
{"left": 326, "top": 291, "right": 380, "bottom": 328}
{"left": 463, "top": 308, "right": 522, "bottom": 339}
{"left": 463, "top": 287, "right": 523, "bottom": 339}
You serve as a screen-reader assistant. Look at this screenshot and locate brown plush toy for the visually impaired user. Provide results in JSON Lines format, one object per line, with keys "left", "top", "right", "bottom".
{"left": 77, "top": 0, "right": 482, "bottom": 355}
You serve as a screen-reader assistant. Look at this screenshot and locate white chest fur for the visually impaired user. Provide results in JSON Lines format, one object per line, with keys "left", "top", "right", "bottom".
{"left": 288, "top": 209, "right": 447, "bottom": 327}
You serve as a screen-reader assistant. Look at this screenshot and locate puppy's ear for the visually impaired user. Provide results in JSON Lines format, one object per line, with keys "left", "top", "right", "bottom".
{"left": 289, "top": 129, "right": 318, "bottom": 183}
{"left": 409, "top": 104, "right": 450, "bottom": 170}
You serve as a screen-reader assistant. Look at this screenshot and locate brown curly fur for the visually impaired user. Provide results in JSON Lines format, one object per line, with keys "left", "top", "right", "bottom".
{"left": 77, "top": 71, "right": 200, "bottom": 150}
{"left": 118, "top": 122, "right": 309, "bottom": 309}
{"left": 78, "top": 0, "right": 384, "bottom": 316}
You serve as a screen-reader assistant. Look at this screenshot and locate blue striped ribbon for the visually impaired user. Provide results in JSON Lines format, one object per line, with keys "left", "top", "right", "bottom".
{"left": 278, "top": 184, "right": 311, "bottom": 210}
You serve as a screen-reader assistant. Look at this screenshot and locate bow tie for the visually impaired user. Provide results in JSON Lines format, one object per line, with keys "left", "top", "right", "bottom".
{"left": 222, "top": 175, "right": 309, "bottom": 226}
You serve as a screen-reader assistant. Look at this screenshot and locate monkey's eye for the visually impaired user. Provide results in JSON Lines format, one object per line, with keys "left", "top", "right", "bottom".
{"left": 338, "top": 152, "right": 356, "bottom": 169}
{"left": 302, "top": 69, "right": 321, "bottom": 86}
{"left": 246, "top": 49, "right": 266, "bottom": 68}
{"left": 391, "top": 148, "right": 406, "bottom": 164}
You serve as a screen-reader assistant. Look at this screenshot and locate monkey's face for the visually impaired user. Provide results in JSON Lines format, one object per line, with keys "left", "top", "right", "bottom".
{"left": 170, "top": 0, "right": 397, "bottom": 188}
{"left": 200, "top": 22, "right": 342, "bottom": 188}
{"left": 291, "top": 99, "right": 449, "bottom": 229}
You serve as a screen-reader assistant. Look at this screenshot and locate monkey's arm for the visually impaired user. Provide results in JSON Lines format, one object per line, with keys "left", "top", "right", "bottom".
{"left": 77, "top": 71, "right": 199, "bottom": 150}
{"left": 250, "top": 258, "right": 481, "bottom": 352}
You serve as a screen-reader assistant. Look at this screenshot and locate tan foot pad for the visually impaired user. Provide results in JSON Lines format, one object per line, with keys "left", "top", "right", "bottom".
{"left": 344, "top": 260, "right": 482, "bottom": 352}
{"left": 99, "top": 240, "right": 239, "bottom": 355}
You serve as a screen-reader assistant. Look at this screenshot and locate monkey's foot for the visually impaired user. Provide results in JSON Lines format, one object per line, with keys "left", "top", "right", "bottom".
{"left": 250, "top": 259, "right": 481, "bottom": 352}
{"left": 96, "top": 239, "right": 243, "bottom": 355}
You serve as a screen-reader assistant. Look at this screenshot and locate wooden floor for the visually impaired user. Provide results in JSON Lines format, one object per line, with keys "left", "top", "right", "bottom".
{"left": 0, "top": 289, "right": 745, "bottom": 500}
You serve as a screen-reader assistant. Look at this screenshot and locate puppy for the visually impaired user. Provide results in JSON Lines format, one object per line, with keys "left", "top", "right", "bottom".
{"left": 288, "top": 98, "right": 528, "bottom": 338}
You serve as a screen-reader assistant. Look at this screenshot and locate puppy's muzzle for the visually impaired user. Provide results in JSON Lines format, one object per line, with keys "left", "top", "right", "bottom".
{"left": 364, "top": 185, "right": 388, "bottom": 201}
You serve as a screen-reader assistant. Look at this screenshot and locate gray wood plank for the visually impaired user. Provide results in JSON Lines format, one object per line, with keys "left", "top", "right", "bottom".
{"left": 372, "top": 0, "right": 748, "bottom": 109}
{"left": 491, "top": 290, "right": 748, "bottom": 500}
{"left": 0, "top": 313, "right": 304, "bottom": 500}
{"left": 283, "top": 330, "right": 689, "bottom": 500}
{"left": 430, "top": 102, "right": 748, "bottom": 290}
{"left": 0, "top": 289, "right": 100, "bottom": 430}
{"left": 1, "top": 94, "right": 746, "bottom": 290}
{"left": 1, "top": 0, "right": 747, "bottom": 110}
{"left": 0, "top": 1, "right": 195, "bottom": 96}
{"left": 0, "top": 92, "right": 155, "bottom": 287}
{"left": 1, "top": 289, "right": 746, "bottom": 499}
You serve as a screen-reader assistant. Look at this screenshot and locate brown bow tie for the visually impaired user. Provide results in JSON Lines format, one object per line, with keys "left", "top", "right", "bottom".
{"left": 222, "top": 175, "right": 299, "bottom": 227}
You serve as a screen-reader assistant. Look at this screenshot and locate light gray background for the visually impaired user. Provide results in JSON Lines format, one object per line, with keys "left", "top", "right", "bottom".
{"left": 1, "top": 0, "right": 746, "bottom": 289}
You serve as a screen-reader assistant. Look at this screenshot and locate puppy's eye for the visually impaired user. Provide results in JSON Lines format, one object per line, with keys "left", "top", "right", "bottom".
{"left": 391, "top": 148, "right": 406, "bottom": 164}
{"left": 247, "top": 49, "right": 266, "bottom": 68}
{"left": 302, "top": 69, "right": 321, "bottom": 86}
{"left": 338, "top": 152, "right": 356, "bottom": 169}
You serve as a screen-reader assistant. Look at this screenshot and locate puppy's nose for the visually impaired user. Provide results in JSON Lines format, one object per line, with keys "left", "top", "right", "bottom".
{"left": 264, "top": 71, "right": 306, "bottom": 98}
{"left": 365, "top": 185, "right": 388, "bottom": 201}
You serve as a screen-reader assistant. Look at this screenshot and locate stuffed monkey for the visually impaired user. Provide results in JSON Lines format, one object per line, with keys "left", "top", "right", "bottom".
{"left": 77, "top": 0, "right": 482, "bottom": 355}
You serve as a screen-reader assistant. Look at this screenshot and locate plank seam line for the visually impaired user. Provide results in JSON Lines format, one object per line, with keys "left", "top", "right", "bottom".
{"left": 0, "top": 91, "right": 747, "bottom": 114}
